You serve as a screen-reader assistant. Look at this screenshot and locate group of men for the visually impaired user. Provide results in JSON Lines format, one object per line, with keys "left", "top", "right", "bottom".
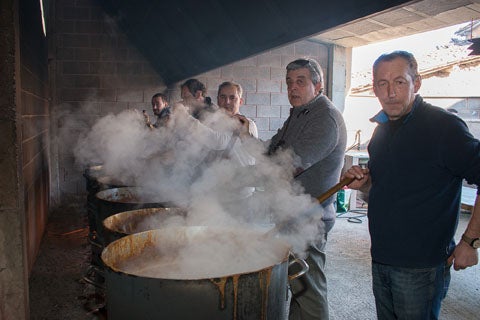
{"left": 146, "top": 52, "right": 479, "bottom": 320}
{"left": 148, "top": 79, "right": 257, "bottom": 137}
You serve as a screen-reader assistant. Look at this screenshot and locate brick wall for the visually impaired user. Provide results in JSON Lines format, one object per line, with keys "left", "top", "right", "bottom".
{"left": 0, "top": 0, "right": 27, "bottom": 318}
{"left": 20, "top": 6, "right": 50, "bottom": 274}
{"left": 0, "top": 0, "right": 50, "bottom": 318}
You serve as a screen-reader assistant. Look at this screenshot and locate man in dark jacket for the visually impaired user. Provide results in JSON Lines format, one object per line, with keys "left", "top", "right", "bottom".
{"left": 150, "top": 92, "right": 171, "bottom": 128}
{"left": 343, "top": 50, "right": 480, "bottom": 319}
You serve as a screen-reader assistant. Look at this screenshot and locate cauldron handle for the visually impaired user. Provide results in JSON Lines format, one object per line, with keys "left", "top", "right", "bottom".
{"left": 288, "top": 258, "right": 309, "bottom": 280}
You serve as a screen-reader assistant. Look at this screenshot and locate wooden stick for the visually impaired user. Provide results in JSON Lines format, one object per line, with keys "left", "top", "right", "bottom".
{"left": 316, "top": 176, "right": 355, "bottom": 204}
{"left": 264, "top": 176, "right": 355, "bottom": 238}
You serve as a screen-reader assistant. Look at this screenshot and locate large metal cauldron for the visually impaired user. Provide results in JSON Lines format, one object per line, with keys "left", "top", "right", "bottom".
{"left": 102, "top": 207, "right": 187, "bottom": 245}
{"left": 101, "top": 226, "right": 308, "bottom": 320}
{"left": 95, "top": 187, "right": 174, "bottom": 246}
{"left": 84, "top": 165, "right": 128, "bottom": 240}
{"left": 83, "top": 165, "right": 130, "bottom": 290}
{"left": 90, "top": 187, "right": 175, "bottom": 290}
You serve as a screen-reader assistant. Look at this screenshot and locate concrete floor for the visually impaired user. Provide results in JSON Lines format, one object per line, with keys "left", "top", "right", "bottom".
{"left": 327, "top": 209, "right": 480, "bottom": 320}
{"left": 29, "top": 204, "right": 480, "bottom": 319}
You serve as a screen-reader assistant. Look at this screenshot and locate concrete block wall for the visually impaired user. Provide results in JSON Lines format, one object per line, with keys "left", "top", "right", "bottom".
{"left": 167, "top": 41, "right": 344, "bottom": 141}
{"left": 0, "top": 1, "right": 28, "bottom": 318}
{"left": 1, "top": 0, "right": 50, "bottom": 318}
{"left": 50, "top": 0, "right": 348, "bottom": 200}
{"left": 21, "top": 24, "right": 50, "bottom": 275}
{"left": 51, "top": 0, "right": 164, "bottom": 200}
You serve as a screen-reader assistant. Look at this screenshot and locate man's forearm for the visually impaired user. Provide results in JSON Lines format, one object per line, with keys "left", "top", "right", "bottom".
{"left": 464, "top": 194, "right": 480, "bottom": 239}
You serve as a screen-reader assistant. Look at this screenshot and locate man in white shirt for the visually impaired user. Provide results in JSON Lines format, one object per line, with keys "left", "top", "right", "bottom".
{"left": 217, "top": 81, "right": 258, "bottom": 138}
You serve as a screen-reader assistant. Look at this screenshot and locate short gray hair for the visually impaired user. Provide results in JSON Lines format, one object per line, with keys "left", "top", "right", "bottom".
{"left": 286, "top": 58, "right": 324, "bottom": 87}
{"left": 373, "top": 50, "right": 419, "bottom": 81}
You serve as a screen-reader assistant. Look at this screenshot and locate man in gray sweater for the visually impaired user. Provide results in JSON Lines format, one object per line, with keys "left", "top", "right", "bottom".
{"left": 268, "top": 58, "right": 347, "bottom": 320}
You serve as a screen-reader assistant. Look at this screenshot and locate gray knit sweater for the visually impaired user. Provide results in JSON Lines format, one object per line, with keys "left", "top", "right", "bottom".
{"left": 269, "top": 94, "right": 347, "bottom": 222}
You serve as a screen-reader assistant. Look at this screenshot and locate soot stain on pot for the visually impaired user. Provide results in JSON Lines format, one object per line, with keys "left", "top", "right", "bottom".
{"left": 210, "top": 268, "right": 273, "bottom": 320}
{"left": 233, "top": 274, "right": 240, "bottom": 319}
{"left": 259, "top": 268, "right": 272, "bottom": 320}
{"left": 211, "top": 277, "right": 228, "bottom": 308}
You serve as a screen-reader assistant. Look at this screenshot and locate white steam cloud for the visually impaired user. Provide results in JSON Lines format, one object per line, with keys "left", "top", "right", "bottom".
{"left": 74, "top": 105, "right": 324, "bottom": 257}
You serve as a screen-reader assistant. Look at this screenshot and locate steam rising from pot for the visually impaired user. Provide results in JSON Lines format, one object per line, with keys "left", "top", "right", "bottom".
{"left": 74, "top": 106, "right": 324, "bottom": 255}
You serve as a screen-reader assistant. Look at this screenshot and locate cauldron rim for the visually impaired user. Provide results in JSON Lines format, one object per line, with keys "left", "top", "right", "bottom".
{"left": 96, "top": 187, "right": 171, "bottom": 205}
{"left": 102, "top": 207, "right": 187, "bottom": 236}
{"left": 101, "top": 226, "right": 291, "bottom": 280}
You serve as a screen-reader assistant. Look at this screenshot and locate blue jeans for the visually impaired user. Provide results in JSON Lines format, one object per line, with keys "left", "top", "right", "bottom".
{"left": 372, "top": 261, "right": 451, "bottom": 320}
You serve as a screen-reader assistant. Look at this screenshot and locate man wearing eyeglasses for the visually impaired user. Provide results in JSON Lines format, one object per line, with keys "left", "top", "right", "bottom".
{"left": 268, "top": 58, "right": 347, "bottom": 320}
{"left": 343, "top": 51, "right": 480, "bottom": 319}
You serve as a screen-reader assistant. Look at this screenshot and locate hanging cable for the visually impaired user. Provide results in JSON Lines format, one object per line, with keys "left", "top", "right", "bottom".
{"left": 336, "top": 208, "right": 367, "bottom": 223}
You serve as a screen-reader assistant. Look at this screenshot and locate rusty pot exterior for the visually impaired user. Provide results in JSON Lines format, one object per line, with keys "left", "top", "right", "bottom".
{"left": 101, "top": 227, "right": 294, "bottom": 320}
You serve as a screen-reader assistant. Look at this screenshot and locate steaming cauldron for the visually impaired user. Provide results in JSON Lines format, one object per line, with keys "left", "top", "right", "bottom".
{"left": 102, "top": 207, "right": 187, "bottom": 245}
{"left": 89, "top": 187, "right": 175, "bottom": 289}
{"left": 95, "top": 187, "right": 174, "bottom": 245}
{"left": 83, "top": 165, "right": 131, "bottom": 289}
{"left": 84, "top": 164, "right": 128, "bottom": 193}
{"left": 101, "top": 226, "right": 308, "bottom": 320}
{"left": 83, "top": 164, "right": 128, "bottom": 241}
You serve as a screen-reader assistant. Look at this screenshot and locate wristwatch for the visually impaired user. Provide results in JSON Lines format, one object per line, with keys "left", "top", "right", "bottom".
{"left": 461, "top": 234, "right": 480, "bottom": 249}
